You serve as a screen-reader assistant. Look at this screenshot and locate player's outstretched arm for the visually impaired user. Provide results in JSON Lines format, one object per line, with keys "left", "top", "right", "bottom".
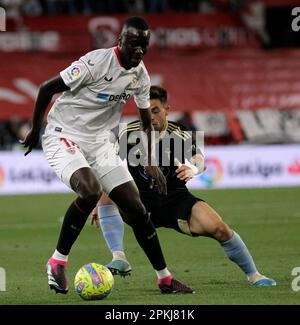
{"left": 138, "top": 108, "right": 167, "bottom": 195}
{"left": 21, "top": 75, "right": 69, "bottom": 156}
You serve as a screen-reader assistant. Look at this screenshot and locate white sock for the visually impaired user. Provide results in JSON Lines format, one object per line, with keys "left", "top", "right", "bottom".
{"left": 247, "top": 272, "right": 263, "bottom": 284}
{"left": 112, "top": 251, "right": 127, "bottom": 261}
{"left": 52, "top": 249, "right": 68, "bottom": 262}
{"left": 155, "top": 267, "right": 171, "bottom": 279}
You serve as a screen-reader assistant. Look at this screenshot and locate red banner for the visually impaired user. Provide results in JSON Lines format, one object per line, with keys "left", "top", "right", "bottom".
{"left": 2, "top": 13, "right": 257, "bottom": 53}
{"left": 1, "top": 48, "right": 300, "bottom": 121}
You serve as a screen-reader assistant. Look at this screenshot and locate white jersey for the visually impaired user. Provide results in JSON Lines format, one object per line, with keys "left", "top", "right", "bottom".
{"left": 45, "top": 47, "right": 150, "bottom": 141}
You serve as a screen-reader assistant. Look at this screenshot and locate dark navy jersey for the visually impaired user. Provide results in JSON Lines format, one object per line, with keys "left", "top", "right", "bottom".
{"left": 118, "top": 120, "right": 199, "bottom": 194}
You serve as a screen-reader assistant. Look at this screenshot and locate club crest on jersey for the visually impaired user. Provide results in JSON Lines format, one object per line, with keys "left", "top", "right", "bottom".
{"left": 126, "top": 77, "right": 138, "bottom": 91}
{"left": 131, "top": 78, "right": 137, "bottom": 89}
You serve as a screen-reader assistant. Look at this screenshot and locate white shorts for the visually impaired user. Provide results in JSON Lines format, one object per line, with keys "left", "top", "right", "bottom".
{"left": 42, "top": 134, "right": 133, "bottom": 194}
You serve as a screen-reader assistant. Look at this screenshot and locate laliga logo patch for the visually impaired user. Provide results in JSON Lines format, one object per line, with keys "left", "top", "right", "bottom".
{"left": 70, "top": 66, "right": 80, "bottom": 78}
{"left": 66, "top": 66, "right": 81, "bottom": 81}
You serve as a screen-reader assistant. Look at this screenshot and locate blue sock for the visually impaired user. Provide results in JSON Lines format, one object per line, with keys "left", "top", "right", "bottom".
{"left": 99, "top": 205, "right": 124, "bottom": 254}
{"left": 220, "top": 231, "right": 257, "bottom": 276}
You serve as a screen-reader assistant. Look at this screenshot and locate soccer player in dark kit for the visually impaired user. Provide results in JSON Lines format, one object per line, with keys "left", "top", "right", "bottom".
{"left": 92, "top": 85, "right": 276, "bottom": 290}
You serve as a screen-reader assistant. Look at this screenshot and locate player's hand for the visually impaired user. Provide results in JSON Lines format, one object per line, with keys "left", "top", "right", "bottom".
{"left": 19, "top": 128, "right": 40, "bottom": 156}
{"left": 90, "top": 207, "right": 100, "bottom": 228}
{"left": 175, "top": 158, "right": 207, "bottom": 182}
{"left": 145, "top": 166, "right": 167, "bottom": 195}
{"left": 175, "top": 164, "right": 195, "bottom": 182}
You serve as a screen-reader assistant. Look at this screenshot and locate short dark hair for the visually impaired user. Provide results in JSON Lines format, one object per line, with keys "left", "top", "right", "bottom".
{"left": 123, "top": 17, "right": 149, "bottom": 31}
{"left": 150, "top": 85, "right": 168, "bottom": 104}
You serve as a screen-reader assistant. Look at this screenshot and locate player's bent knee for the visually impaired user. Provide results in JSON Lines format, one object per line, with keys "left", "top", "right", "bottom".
{"left": 81, "top": 191, "right": 102, "bottom": 207}
{"left": 75, "top": 184, "right": 102, "bottom": 204}
{"left": 70, "top": 168, "right": 102, "bottom": 205}
{"left": 213, "top": 222, "right": 232, "bottom": 242}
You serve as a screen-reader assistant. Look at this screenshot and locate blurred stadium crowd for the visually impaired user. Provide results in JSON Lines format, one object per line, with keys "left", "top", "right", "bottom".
{"left": 0, "top": 0, "right": 242, "bottom": 17}
{"left": 0, "top": 0, "right": 300, "bottom": 150}
{"left": 0, "top": 115, "right": 32, "bottom": 150}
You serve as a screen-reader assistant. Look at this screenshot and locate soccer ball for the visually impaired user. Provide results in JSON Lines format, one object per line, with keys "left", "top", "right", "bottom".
{"left": 74, "top": 263, "right": 114, "bottom": 300}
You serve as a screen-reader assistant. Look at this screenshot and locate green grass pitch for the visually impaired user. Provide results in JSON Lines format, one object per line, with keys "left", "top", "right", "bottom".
{"left": 0, "top": 187, "right": 299, "bottom": 305}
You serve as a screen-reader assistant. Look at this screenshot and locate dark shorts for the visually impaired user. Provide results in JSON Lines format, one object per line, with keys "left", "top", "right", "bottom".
{"left": 140, "top": 189, "right": 203, "bottom": 235}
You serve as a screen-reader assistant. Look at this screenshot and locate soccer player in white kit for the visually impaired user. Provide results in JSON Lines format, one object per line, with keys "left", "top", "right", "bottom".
{"left": 21, "top": 17, "right": 193, "bottom": 294}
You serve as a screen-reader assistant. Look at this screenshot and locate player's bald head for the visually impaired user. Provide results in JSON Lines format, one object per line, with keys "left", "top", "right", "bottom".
{"left": 121, "top": 17, "right": 150, "bottom": 36}
{"left": 120, "top": 16, "right": 150, "bottom": 42}
{"left": 118, "top": 17, "right": 150, "bottom": 69}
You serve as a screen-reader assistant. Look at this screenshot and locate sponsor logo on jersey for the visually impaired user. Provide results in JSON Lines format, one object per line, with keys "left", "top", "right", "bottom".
{"left": 97, "top": 93, "right": 110, "bottom": 102}
{"left": 97, "top": 92, "right": 131, "bottom": 103}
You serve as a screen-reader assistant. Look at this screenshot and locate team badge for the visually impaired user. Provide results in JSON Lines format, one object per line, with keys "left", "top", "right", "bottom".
{"left": 131, "top": 77, "right": 137, "bottom": 89}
